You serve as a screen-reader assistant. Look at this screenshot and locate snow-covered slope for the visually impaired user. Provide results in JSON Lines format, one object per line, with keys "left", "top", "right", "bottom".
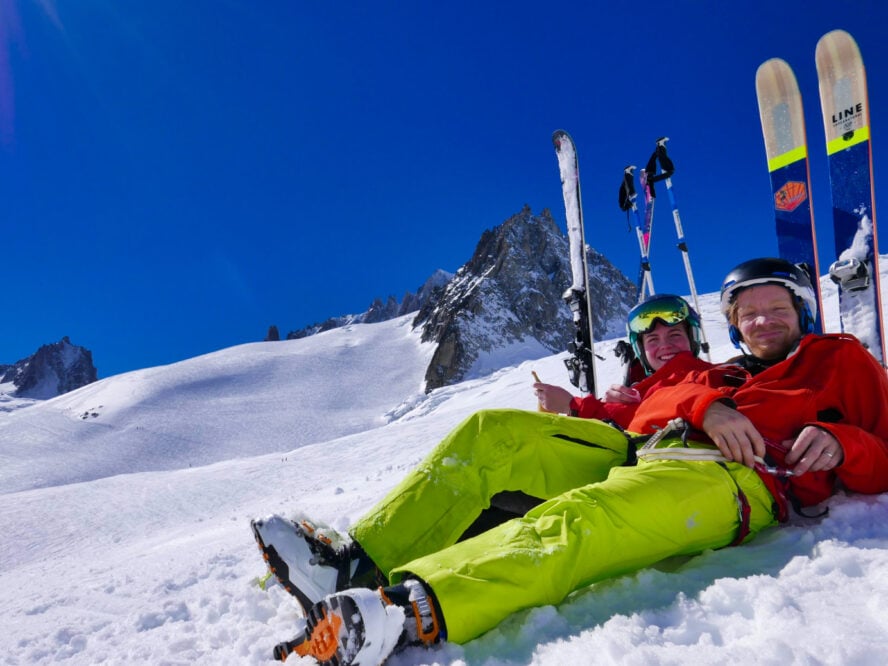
{"left": 0, "top": 315, "right": 434, "bottom": 493}
{"left": 1, "top": 277, "right": 887, "bottom": 665}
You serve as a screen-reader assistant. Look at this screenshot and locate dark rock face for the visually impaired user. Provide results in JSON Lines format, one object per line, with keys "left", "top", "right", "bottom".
{"left": 414, "top": 206, "right": 636, "bottom": 391}
{"left": 1, "top": 337, "right": 98, "bottom": 399}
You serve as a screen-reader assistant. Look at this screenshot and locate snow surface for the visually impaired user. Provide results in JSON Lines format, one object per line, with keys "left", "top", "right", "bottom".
{"left": 1, "top": 272, "right": 888, "bottom": 665}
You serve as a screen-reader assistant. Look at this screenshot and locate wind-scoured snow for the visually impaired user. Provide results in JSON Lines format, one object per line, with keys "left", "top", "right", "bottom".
{"left": 1, "top": 267, "right": 887, "bottom": 665}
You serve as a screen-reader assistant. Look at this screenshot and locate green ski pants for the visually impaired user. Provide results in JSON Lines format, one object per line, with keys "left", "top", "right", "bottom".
{"left": 350, "top": 409, "right": 777, "bottom": 644}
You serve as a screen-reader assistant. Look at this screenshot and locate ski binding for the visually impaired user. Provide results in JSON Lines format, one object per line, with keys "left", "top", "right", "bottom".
{"left": 829, "top": 257, "right": 870, "bottom": 292}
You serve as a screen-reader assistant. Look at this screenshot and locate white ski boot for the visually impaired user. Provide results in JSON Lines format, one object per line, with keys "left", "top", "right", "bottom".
{"left": 251, "top": 513, "right": 382, "bottom": 611}
{"left": 273, "top": 579, "right": 442, "bottom": 665}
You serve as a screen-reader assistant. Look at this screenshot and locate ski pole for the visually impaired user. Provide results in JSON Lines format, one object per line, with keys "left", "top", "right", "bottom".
{"left": 638, "top": 163, "right": 657, "bottom": 302}
{"left": 620, "top": 166, "right": 656, "bottom": 301}
{"left": 644, "top": 138, "right": 711, "bottom": 359}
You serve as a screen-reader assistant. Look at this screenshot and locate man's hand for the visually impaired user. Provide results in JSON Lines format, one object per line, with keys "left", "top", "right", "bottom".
{"left": 701, "top": 401, "right": 765, "bottom": 468}
{"left": 783, "top": 426, "right": 844, "bottom": 475}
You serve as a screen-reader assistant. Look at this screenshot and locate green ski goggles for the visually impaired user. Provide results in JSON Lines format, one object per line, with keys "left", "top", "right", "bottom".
{"left": 627, "top": 295, "right": 694, "bottom": 335}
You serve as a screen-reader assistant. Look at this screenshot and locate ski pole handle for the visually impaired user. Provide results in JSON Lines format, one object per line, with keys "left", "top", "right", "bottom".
{"left": 646, "top": 136, "right": 675, "bottom": 182}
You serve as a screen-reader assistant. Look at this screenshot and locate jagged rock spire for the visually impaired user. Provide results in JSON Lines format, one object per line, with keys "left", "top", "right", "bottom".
{"left": 1, "top": 337, "right": 98, "bottom": 399}
{"left": 414, "top": 206, "right": 635, "bottom": 391}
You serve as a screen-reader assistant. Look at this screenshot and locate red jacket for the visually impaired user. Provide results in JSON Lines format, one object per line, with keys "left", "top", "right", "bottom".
{"left": 628, "top": 334, "right": 888, "bottom": 510}
{"left": 569, "top": 352, "right": 714, "bottom": 427}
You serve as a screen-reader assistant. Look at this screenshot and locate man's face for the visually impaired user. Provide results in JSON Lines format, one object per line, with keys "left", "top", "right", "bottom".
{"left": 733, "top": 284, "right": 803, "bottom": 360}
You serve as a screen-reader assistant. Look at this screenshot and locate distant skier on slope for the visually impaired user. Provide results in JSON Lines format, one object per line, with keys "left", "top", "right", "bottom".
{"left": 251, "top": 257, "right": 888, "bottom": 666}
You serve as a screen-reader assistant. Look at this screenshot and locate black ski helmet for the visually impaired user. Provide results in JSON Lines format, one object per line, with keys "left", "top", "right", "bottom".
{"left": 626, "top": 293, "right": 703, "bottom": 374}
{"left": 720, "top": 257, "right": 817, "bottom": 347}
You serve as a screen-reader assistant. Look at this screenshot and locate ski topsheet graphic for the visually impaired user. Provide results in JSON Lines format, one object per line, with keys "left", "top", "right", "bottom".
{"left": 553, "top": 130, "right": 597, "bottom": 395}
{"left": 815, "top": 29, "right": 885, "bottom": 364}
{"left": 756, "top": 57, "right": 824, "bottom": 333}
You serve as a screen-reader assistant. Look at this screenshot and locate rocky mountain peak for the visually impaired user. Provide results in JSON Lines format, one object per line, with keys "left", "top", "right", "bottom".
{"left": 414, "top": 205, "right": 636, "bottom": 391}
{"left": 0, "top": 337, "right": 98, "bottom": 400}
{"left": 284, "top": 270, "right": 453, "bottom": 339}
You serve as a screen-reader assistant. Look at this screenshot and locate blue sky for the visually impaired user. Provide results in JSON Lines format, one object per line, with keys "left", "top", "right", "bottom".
{"left": 2, "top": 0, "right": 887, "bottom": 377}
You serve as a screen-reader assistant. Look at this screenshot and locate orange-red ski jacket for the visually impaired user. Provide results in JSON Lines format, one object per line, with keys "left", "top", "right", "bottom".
{"left": 627, "top": 333, "right": 888, "bottom": 511}
{"left": 569, "top": 352, "right": 714, "bottom": 426}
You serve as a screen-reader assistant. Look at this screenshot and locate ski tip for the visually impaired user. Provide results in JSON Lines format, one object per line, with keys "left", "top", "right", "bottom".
{"left": 815, "top": 29, "right": 861, "bottom": 62}
{"left": 755, "top": 57, "right": 795, "bottom": 82}
{"left": 817, "top": 28, "right": 856, "bottom": 46}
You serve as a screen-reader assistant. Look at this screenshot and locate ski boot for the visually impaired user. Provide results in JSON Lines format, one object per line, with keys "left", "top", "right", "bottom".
{"left": 272, "top": 579, "right": 442, "bottom": 665}
{"left": 251, "top": 513, "right": 382, "bottom": 611}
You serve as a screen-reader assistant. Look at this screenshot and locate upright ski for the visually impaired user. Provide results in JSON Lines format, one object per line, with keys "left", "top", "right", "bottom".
{"left": 553, "top": 130, "right": 597, "bottom": 395}
{"left": 815, "top": 30, "right": 885, "bottom": 363}
{"left": 755, "top": 57, "right": 824, "bottom": 333}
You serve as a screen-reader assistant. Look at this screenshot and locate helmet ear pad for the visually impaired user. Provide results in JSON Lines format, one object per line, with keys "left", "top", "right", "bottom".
{"left": 729, "top": 325, "right": 743, "bottom": 348}
{"left": 799, "top": 301, "right": 815, "bottom": 335}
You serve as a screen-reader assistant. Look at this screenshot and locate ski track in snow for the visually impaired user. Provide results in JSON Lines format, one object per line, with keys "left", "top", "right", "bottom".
{"left": 1, "top": 268, "right": 888, "bottom": 665}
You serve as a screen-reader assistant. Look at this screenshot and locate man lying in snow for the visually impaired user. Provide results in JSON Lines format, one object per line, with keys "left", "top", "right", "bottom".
{"left": 252, "top": 257, "right": 888, "bottom": 665}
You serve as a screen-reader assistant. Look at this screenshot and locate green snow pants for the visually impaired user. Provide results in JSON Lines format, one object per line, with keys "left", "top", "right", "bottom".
{"left": 350, "top": 409, "right": 778, "bottom": 644}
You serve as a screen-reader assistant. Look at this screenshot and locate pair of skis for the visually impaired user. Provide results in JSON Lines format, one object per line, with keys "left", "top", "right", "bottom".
{"left": 756, "top": 29, "right": 884, "bottom": 364}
